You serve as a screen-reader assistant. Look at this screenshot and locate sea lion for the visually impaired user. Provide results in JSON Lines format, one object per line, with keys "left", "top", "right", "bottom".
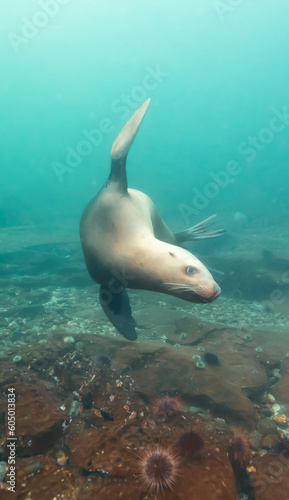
{"left": 80, "top": 99, "right": 223, "bottom": 341}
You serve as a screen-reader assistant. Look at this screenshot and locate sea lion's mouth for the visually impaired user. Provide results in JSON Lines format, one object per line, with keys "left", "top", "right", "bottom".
{"left": 164, "top": 282, "right": 221, "bottom": 303}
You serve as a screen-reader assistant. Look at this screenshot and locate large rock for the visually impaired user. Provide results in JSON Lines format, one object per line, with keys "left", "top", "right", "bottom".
{"left": 1, "top": 382, "right": 68, "bottom": 457}
{"left": 73, "top": 331, "right": 262, "bottom": 423}
{"left": 250, "top": 452, "right": 289, "bottom": 500}
{"left": 36, "top": 328, "right": 272, "bottom": 423}
{"left": 68, "top": 416, "right": 237, "bottom": 500}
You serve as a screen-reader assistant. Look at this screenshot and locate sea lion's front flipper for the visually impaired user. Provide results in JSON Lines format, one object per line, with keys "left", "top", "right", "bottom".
{"left": 99, "top": 285, "right": 137, "bottom": 341}
{"left": 109, "top": 99, "right": 151, "bottom": 192}
{"left": 174, "top": 215, "right": 225, "bottom": 243}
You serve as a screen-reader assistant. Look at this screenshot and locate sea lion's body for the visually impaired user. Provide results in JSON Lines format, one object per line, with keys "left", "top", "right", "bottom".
{"left": 80, "top": 99, "right": 223, "bottom": 340}
{"left": 81, "top": 187, "right": 178, "bottom": 288}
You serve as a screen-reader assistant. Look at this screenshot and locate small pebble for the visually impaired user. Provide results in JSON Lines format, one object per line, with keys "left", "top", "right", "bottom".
{"left": 56, "top": 451, "right": 68, "bottom": 466}
{"left": 272, "top": 403, "right": 281, "bottom": 414}
{"left": 63, "top": 336, "right": 75, "bottom": 344}
{"left": 262, "top": 433, "right": 280, "bottom": 449}
{"left": 273, "top": 414, "right": 288, "bottom": 427}
{"left": 13, "top": 355, "right": 22, "bottom": 363}
{"left": 257, "top": 417, "right": 278, "bottom": 436}
{"left": 272, "top": 368, "right": 282, "bottom": 379}
{"left": 267, "top": 394, "right": 276, "bottom": 405}
{"left": 179, "top": 333, "right": 187, "bottom": 343}
{"left": 260, "top": 405, "right": 274, "bottom": 418}
{"left": 189, "top": 406, "right": 201, "bottom": 413}
{"left": 69, "top": 401, "right": 81, "bottom": 417}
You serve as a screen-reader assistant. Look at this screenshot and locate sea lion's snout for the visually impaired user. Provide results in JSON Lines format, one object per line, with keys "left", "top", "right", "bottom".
{"left": 194, "top": 282, "right": 221, "bottom": 303}
{"left": 197, "top": 282, "right": 221, "bottom": 302}
{"left": 213, "top": 284, "right": 221, "bottom": 299}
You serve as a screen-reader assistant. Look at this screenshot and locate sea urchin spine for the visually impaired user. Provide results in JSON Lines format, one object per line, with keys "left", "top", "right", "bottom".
{"left": 229, "top": 431, "right": 251, "bottom": 469}
{"left": 138, "top": 447, "right": 180, "bottom": 494}
{"left": 178, "top": 431, "right": 207, "bottom": 460}
{"left": 153, "top": 395, "right": 182, "bottom": 417}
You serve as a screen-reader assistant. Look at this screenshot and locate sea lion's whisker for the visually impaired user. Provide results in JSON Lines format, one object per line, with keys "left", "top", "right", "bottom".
{"left": 163, "top": 282, "right": 185, "bottom": 286}
{"left": 169, "top": 287, "right": 194, "bottom": 293}
{"left": 164, "top": 282, "right": 197, "bottom": 293}
{"left": 164, "top": 282, "right": 185, "bottom": 289}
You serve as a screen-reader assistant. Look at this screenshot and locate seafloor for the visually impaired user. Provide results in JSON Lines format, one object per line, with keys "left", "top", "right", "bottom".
{"left": 0, "top": 219, "right": 288, "bottom": 499}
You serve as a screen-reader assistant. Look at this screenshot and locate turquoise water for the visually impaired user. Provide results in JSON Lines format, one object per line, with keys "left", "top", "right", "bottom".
{"left": 1, "top": 0, "right": 289, "bottom": 228}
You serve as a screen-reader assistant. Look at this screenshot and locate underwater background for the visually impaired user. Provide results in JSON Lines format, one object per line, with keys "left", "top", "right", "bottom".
{"left": 1, "top": 0, "right": 289, "bottom": 228}
{"left": 0, "top": 1, "right": 289, "bottom": 500}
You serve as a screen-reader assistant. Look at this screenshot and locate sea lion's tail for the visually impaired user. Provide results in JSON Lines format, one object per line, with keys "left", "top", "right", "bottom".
{"left": 109, "top": 99, "right": 150, "bottom": 190}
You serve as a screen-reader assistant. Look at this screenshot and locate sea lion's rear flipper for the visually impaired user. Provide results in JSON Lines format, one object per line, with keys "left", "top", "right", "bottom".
{"left": 99, "top": 285, "right": 137, "bottom": 341}
{"left": 174, "top": 215, "right": 225, "bottom": 243}
{"left": 109, "top": 99, "right": 151, "bottom": 192}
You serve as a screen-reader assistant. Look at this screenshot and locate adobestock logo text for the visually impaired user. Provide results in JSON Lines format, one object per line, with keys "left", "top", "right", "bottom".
{"left": 8, "top": 0, "right": 71, "bottom": 53}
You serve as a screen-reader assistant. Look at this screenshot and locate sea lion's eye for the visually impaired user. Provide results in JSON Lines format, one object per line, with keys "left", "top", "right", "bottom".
{"left": 186, "top": 266, "right": 197, "bottom": 275}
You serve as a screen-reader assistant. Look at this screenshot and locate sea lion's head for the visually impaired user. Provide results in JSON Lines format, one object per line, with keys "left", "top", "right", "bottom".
{"left": 146, "top": 243, "right": 221, "bottom": 304}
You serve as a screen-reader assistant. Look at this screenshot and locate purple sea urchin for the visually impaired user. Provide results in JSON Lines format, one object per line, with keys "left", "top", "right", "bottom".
{"left": 153, "top": 396, "right": 181, "bottom": 417}
{"left": 138, "top": 447, "right": 180, "bottom": 494}
{"left": 178, "top": 431, "right": 206, "bottom": 460}
{"left": 229, "top": 431, "right": 251, "bottom": 469}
